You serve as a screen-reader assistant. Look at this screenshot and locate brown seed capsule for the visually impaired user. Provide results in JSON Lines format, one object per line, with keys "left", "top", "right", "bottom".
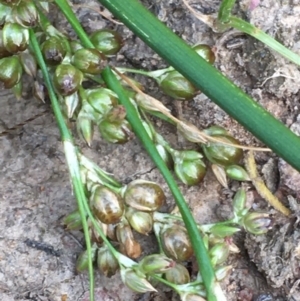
{"left": 161, "top": 225, "right": 193, "bottom": 261}
{"left": 193, "top": 44, "right": 215, "bottom": 64}
{"left": 164, "top": 263, "right": 190, "bottom": 284}
{"left": 12, "top": 0, "right": 39, "bottom": 27}
{"left": 97, "top": 245, "right": 119, "bottom": 277}
{"left": 116, "top": 221, "right": 142, "bottom": 258}
{"left": 124, "top": 180, "right": 165, "bottom": 212}
{"left": 90, "top": 185, "right": 124, "bottom": 224}
{"left": 125, "top": 207, "right": 153, "bottom": 235}
{"left": 41, "top": 36, "right": 66, "bottom": 66}
{"left": 75, "top": 243, "right": 98, "bottom": 273}
{"left": 0, "top": 55, "right": 23, "bottom": 88}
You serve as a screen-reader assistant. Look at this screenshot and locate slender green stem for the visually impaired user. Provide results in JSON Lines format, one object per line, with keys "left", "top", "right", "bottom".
{"left": 101, "top": 67, "right": 219, "bottom": 301}
{"left": 228, "top": 16, "right": 300, "bottom": 66}
{"left": 29, "top": 30, "right": 95, "bottom": 301}
{"left": 97, "top": 0, "right": 300, "bottom": 173}
{"left": 218, "top": 0, "right": 236, "bottom": 23}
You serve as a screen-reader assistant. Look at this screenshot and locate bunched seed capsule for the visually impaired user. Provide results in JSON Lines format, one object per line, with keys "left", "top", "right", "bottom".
{"left": 159, "top": 70, "right": 197, "bottom": 100}
{"left": 19, "top": 52, "right": 37, "bottom": 77}
{"left": 12, "top": 0, "right": 39, "bottom": 27}
{"left": 72, "top": 48, "right": 106, "bottom": 74}
{"left": 90, "top": 185, "right": 124, "bottom": 224}
{"left": 161, "top": 225, "right": 193, "bottom": 261}
{"left": 63, "top": 210, "right": 83, "bottom": 231}
{"left": 97, "top": 245, "right": 119, "bottom": 277}
{"left": 75, "top": 243, "right": 98, "bottom": 272}
{"left": 53, "top": 63, "right": 83, "bottom": 96}
{"left": 202, "top": 127, "right": 243, "bottom": 166}
{"left": 41, "top": 36, "right": 66, "bottom": 66}
{"left": 164, "top": 263, "right": 190, "bottom": 284}
{"left": 0, "top": 55, "right": 23, "bottom": 88}
{"left": 0, "top": 31, "right": 11, "bottom": 58}
{"left": 90, "top": 29, "right": 123, "bottom": 55}
{"left": 124, "top": 180, "right": 165, "bottom": 212}
{"left": 2, "top": 22, "right": 29, "bottom": 53}
{"left": 193, "top": 44, "right": 215, "bottom": 64}
{"left": 125, "top": 207, "right": 153, "bottom": 235}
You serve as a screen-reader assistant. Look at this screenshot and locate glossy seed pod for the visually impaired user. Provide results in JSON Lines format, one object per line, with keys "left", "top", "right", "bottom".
{"left": 173, "top": 150, "right": 206, "bottom": 186}
{"left": 75, "top": 243, "right": 98, "bottom": 272}
{"left": 86, "top": 87, "right": 118, "bottom": 116}
{"left": 53, "top": 63, "right": 83, "bottom": 96}
{"left": 209, "top": 242, "right": 230, "bottom": 266}
{"left": 41, "top": 36, "right": 66, "bottom": 66}
{"left": 97, "top": 245, "right": 119, "bottom": 277}
{"left": 193, "top": 44, "right": 215, "bottom": 65}
{"left": 90, "top": 29, "right": 123, "bottom": 55}
{"left": 125, "top": 207, "right": 153, "bottom": 235}
{"left": 0, "top": 55, "right": 23, "bottom": 88}
{"left": 159, "top": 70, "right": 197, "bottom": 100}
{"left": 164, "top": 263, "right": 190, "bottom": 284}
{"left": 2, "top": 22, "right": 29, "bottom": 53}
{"left": 0, "top": 31, "right": 11, "bottom": 58}
{"left": 90, "top": 185, "right": 124, "bottom": 224}
{"left": 139, "top": 254, "right": 174, "bottom": 274}
{"left": 124, "top": 180, "right": 165, "bottom": 212}
{"left": 0, "top": 4, "right": 11, "bottom": 26}
{"left": 116, "top": 221, "right": 142, "bottom": 258}
{"left": 202, "top": 134, "right": 243, "bottom": 166}
{"left": 161, "top": 225, "right": 193, "bottom": 261}
{"left": 19, "top": 52, "right": 37, "bottom": 77}
{"left": 63, "top": 210, "right": 83, "bottom": 231}
{"left": 72, "top": 48, "right": 106, "bottom": 74}
{"left": 12, "top": 0, "right": 39, "bottom": 27}
{"left": 98, "top": 106, "right": 133, "bottom": 144}
{"left": 225, "top": 164, "right": 250, "bottom": 181}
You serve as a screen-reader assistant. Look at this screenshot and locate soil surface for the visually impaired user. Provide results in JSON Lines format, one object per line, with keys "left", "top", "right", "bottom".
{"left": 1, "top": 1, "right": 300, "bottom": 301}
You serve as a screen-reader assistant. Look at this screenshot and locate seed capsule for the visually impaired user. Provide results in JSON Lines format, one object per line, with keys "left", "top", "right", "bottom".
{"left": 53, "top": 63, "right": 83, "bottom": 96}
{"left": 161, "top": 225, "right": 193, "bottom": 261}
{"left": 0, "top": 55, "right": 23, "bottom": 88}
{"left": 12, "top": 0, "right": 39, "bottom": 27}
{"left": 193, "top": 44, "right": 215, "bottom": 64}
{"left": 0, "top": 30, "right": 11, "bottom": 58}
{"left": 41, "top": 36, "right": 66, "bottom": 66}
{"left": 202, "top": 134, "right": 243, "bottom": 166}
{"left": 2, "top": 22, "right": 29, "bottom": 53}
{"left": 19, "top": 52, "right": 37, "bottom": 77}
{"left": 209, "top": 242, "right": 230, "bottom": 266}
{"left": 159, "top": 70, "right": 197, "bottom": 100}
{"left": 90, "top": 29, "right": 123, "bottom": 55}
{"left": 116, "top": 221, "right": 142, "bottom": 258}
{"left": 86, "top": 87, "right": 118, "bottom": 116}
{"left": 75, "top": 243, "right": 98, "bottom": 272}
{"left": 63, "top": 210, "right": 83, "bottom": 231}
{"left": 97, "top": 245, "right": 119, "bottom": 277}
{"left": 164, "top": 263, "right": 190, "bottom": 284}
{"left": 225, "top": 164, "right": 250, "bottom": 181}
{"left": 156, "top": 144, "right": 173, "bottom": 169}
{"left": 90, "top": 185, "right": 124, "bottom": 224}
{"left": 242, "top": 212, "right": 272, "bottom": 235}
{"left": 124, "top": 180, "right": 165, "bottom": 212}
{"left": 72, "top": 48, "right": 106, "bottom": 74}
{"left": 0, "top": 4, "right": 11, "bottom": 27}
{"left": 139, "top": 254, "right": 174, "bottom": 274}
{"left": 125, "top": 207, "right": 153, "bottom": 235}
{"left": 173, "top": 150, "right": 206, "bottom": 186}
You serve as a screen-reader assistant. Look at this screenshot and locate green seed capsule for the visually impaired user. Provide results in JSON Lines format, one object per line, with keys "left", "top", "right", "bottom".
{"left": 173, "top": 150, "right": 206, "bottom": 186}
{"left": 0, "top": 4, "right": 11, "bottom": 27}
{"left": 156, "top": 144, "right": 173, "bottom": 169}
{"left": 72, "top": 48, "right": 106, "bottom": 74}
{"left": 86, "top": 87, "right": 118, "bottom": 116}
{"left": 125, "top": 207, "right": 153, "bottom": 235}
{"left": 90, "top": 29, "right": 123, "bottom": 55}
{"left": 41, "top": 37, "right": 66, "bottom": 66}
{"left": 75, "top": 243, "right": 97, "bottom": 272}
{"left": 124, "top": 180, "right": 165, "bottom": 212}
{"left": 2, "top": 22, "right": 29, "bottom": 53}
{"left": 164, "top": 263, "right": 190, "bottom": 284}
{"left": 242, "top": 212, "right": 272, "bottom": 235}
{"left": 12, "top": 0, "right": 39, "bottom": 27}
{"left": 0, "top": 30, "right": 11, "bottom": 58}
{"left": 63, "top": 210, "right": 83, "bottom": 231}
{"left": 203, "top": 135, "right": 243, "bottom": 166}
{"left": 139, "top": 254, "right": 174, "bottom": 274}
{"left": 97, "top": 245, "right": 119, "bottom": 277}
{"left": 0, "top": 55, "right": 23, "bottom": 88}
{"left": 159, "top": 70, "right": 197, "bottom": 100}
{"left": 193, "top": 44, "right": 215, "bottom": 64}
{"left": 90, "top": 185, "right": 124, "bottom": 224}
{"left": 209, "top": 242, "right": 230, "bottom": 266}
{"left": 53, "top": 64, "right": 83, "bottom": 96}
{"left": 161, "top": 225, "right": 193, "bottom": 261}
{"left": 225, "top": 164, "right": 250, "bottom": 181}
{"left": 19, "top": 52, "right": 37, "bottom": 77}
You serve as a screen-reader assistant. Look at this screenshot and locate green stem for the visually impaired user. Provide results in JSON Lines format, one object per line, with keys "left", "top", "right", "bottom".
{"left": 101, "top": 67, "right": 219, "bottom": 301}
{"left": 29, "top": 30, "right": 95, "bottom": 301}
{"left": 97, "top": 0, "right": 300, "bottom": 173}
{"left": 228, "top": 16, "right": 300, "bottom": 66}
{"left": 218, "top": 0, "right": 237, "bottom": 23}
